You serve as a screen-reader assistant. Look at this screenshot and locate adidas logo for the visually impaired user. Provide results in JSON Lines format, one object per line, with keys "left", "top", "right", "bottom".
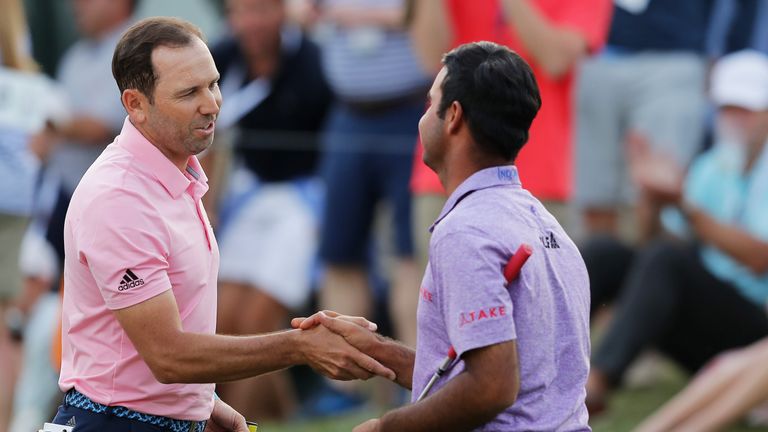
{"left": 66, "top": 416, "right": 76, "bottom": 427}
{"left": 118, "top": 269, "right": 145, "bottom": 291}
{"left": 539, "top": 231, "right": 561, "bottom": 249}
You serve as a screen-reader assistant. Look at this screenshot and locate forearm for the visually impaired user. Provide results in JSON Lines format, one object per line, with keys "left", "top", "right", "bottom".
{"left": 678, "top": 368, "right": 768, "bottom": 432}
{"left": 691, "top": 347, "right": 768, "bottom": 431}
{"left": 686, "top": 205, "right": 768, "bottom": 273}
{"left": 118, "top": 293, "right": 394, "bottom": 385}
{"left": 150, "top": 329, "right": 304, "bottom": 384}
{"left": 372, "top": 336, "right": 415, "bottom": 389}
{"left": 635, "top": 355, "right": 744, "bottom": 432}
{"left": 378, "top": 369, "right": 512, "bottom": 431}
{"left": 500, "top": 0, "right": 587, "bottom": 78}
{"left": 408, "top": 0, "right": 451, "bottom": 74}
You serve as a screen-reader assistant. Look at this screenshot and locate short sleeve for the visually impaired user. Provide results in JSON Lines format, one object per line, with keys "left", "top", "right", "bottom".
{"left": 76, "top": 191, "right": 172, "bottom": 310}
{"left": 553, "top": 0, "right": 613, "bottom": 53}
{"left": 431, "top": 231, "right": 517, "bottom": 358}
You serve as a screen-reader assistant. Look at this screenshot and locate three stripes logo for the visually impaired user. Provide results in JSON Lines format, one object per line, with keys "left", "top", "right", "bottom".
{"left": 118, "top": 269, "right": 145, "bottom": 291}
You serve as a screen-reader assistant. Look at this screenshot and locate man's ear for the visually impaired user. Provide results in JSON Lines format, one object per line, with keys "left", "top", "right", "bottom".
{"left": 446, "top": 100, "right": 463, "bottom": 135}
{"left": 122, "top": 89, "right": 149, "bottom": 124}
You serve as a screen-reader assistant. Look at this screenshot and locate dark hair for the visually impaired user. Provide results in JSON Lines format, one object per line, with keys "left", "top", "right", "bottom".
{"left": 112, "top": 17, "right": 205, "bottom": 103}
{"left": 438, "top": 41, "right": 541, "bottom": 161}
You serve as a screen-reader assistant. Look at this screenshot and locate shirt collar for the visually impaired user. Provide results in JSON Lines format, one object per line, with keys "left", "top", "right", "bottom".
{"left": 429, "top": 165, "right": 521, "bottom": 232}
{"left": 116, "top": 117, "right": 209, "bottom": 200}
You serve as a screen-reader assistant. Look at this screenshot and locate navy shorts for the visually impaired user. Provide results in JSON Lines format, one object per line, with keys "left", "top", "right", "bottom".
{"left": 318, "top": 101, "right": 423, "bottom": 264}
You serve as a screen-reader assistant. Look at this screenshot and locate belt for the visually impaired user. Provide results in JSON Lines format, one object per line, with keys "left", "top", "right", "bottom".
{"left": 64, "top": 389, "right": 207, "bottom": 432}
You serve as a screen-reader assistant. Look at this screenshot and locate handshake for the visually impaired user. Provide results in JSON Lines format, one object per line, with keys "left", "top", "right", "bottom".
{"left": 289, "top": 310, "right": 407, "bottom": 385}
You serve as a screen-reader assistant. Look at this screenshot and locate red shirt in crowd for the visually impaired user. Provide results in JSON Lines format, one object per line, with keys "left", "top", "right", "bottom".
{"left": 411, "top": 0, "right": 612, "bottom": 200}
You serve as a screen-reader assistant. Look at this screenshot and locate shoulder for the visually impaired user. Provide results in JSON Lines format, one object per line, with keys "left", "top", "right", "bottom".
{"left": 441, "top": 187, "right": 528, "bottom": 233}
{"left": 274, "top": 35, "right": 333, "bottom": 103}
{"left": 72, "top": 181, "right": 171, "bottom": 255}
{"left": 281, "top": 34, "right": 328, "bottom": 81}
{"left": 294, "top": 34, "right": 323, "bottom": 62}
{"left": 430, "top": 220, "right": 507, "bottom": 264}
{"left": 432, "top": 186, "right": 558, "bottom": 252}
{"left": 74, "top": 151, "right": 166, "bottom": 230}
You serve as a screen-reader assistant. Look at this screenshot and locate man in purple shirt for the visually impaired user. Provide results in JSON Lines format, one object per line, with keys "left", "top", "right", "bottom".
{"left": 296, "top": 41, "right": 591, "bottom": 431}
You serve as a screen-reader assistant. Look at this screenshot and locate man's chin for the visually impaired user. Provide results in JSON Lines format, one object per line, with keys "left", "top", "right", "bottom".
{"left": 189, "top": 137, "right": 214, "bottom": 156}
{"left": 423, "top": 155, "right": 438, "bottom": 174}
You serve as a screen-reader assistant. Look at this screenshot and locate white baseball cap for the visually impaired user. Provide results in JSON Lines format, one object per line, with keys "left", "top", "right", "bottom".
{"left": 711, "top": 50, "right": 768, "bottom": 111}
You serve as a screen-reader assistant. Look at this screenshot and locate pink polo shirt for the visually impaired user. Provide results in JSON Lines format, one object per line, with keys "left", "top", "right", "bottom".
{"left": 59, "top": 117, "right": 219, "bottom": 421}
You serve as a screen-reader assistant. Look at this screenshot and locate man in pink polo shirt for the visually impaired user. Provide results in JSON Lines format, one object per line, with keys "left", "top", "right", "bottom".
{"left": 51, "top": 17, "right": 394, "bottom": 432}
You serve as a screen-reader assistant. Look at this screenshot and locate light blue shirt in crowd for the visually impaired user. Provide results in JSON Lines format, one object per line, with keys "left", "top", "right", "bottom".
{"left": 664, "top": 141, "right": 768, "bottom": 306}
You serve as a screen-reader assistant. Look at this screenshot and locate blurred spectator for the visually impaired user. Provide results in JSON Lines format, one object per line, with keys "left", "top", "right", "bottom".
{"left": 584, "top": 50, "right": 768, "bottom": 414}
{"left": 43, "top": 0, "right": 136, "bottom": 271}
{"left": 708, "top": 0, "right": 768, "bottom": 56}
{"left": 134, "top": 0, "right": 225, "bottom": 43}
{"left": 636, "top": 337, "right": 768, "bottom": 432}
{"left": 574, "top": 0, "right": 719, "bottom": 239}
{"left": 6, "top": 129, "right": 62, "bottom": 432}
{"left": 0, "top": 0, "right": 68, "bottom": 430}
{"left": 2, "top": 2, "right": 135, "bottom": 428}
{"left": 408, "top": 0, "right": 612, "bottom": 275}
{"left": 7, "top": 268, "right": 62, "bottom": 432}
{"left": 211, "top": 0, "right": 332, "bottom": 420}
{"left": 0, "top": 0, "right": 39, "bottom": 303}
{"left": 311, "top": 0, "right": 430, "bottom": 350}
{"left": 20, "top": 0, "right": 79, "bottom": 77}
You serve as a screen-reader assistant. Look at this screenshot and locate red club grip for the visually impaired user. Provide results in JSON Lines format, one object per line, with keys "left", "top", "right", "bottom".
{"left": 504, "top": 243, "right": 533, "bottom": 283}
{"left": 447, "top": 346, "right": 457, "bottom": 360}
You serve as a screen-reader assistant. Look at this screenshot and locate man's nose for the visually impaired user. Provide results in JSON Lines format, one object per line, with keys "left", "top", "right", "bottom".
{"left": 200, "top": 88, "right": 221, "bottom": 116}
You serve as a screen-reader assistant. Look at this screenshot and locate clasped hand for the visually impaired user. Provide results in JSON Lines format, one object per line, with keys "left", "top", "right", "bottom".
{"left": 292, "top": 310, "right": 395, "bottom": 382}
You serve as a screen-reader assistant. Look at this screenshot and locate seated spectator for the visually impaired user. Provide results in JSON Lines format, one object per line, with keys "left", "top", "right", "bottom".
{"left": 584, "top": 50, "right": 768, "bottom": 413}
